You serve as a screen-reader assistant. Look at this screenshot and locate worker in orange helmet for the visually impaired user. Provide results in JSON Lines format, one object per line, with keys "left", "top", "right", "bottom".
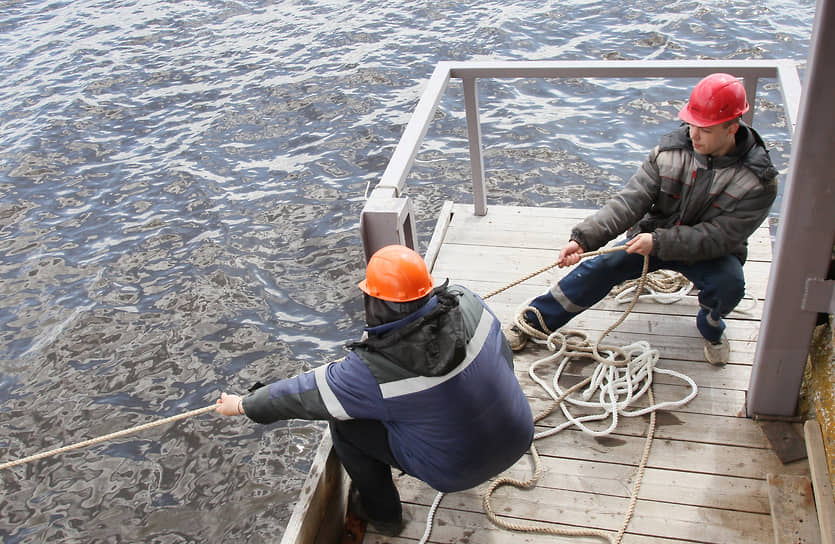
{"left": 505, "top": 73, "right": 778, "bottom": 365}
{"left": 216, "top": 244, "right": 533, "bottom": 536}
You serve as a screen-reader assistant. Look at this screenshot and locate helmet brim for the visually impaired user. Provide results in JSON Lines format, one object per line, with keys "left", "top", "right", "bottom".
{"left": 678, "top": 106, "right": 743, "bottom": 128}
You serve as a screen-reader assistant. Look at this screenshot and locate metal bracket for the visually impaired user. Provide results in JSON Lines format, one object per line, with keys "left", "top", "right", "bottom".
{"left": 359, "top": 196, "right": 418, "bottom": 262}
{"left": 761, "top": 421, "right": 808, "bottom": 464}
{"left": 801, "top": 278, "right": 835, "bottom": 314}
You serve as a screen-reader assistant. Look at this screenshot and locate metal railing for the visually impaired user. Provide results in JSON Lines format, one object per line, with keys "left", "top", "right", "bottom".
{"left": 359, "top": 59, "right": 802, "bottom": 261}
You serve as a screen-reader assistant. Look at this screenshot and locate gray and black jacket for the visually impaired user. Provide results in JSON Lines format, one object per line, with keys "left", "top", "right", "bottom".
{"left": 570, "top": 123, "right": 778, "bottom": 264}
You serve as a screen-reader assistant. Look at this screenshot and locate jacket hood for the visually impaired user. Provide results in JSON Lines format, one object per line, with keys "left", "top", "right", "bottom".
{"left": 347, "top": 283, "right": 467, "bottom": 376}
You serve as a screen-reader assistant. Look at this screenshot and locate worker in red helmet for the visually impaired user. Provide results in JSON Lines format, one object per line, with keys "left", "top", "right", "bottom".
{"left": 216, "top": 245, "right": 533, "bottom": 536}
{"left": 505, "top": 73, "right": 777, "bottom": 365}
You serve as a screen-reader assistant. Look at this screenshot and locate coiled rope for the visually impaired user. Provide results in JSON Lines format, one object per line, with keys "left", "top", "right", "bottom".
{"left": 610, "top": 269, "right": 758, "bottom": 314}
{"left": 610, "top": 269, "right": 693, "bottom": 305}
{"left": 0, "top": 404, "right": 216, "bottom": 472}
{"left": 421, "top": 247, "right": 698, "bottom": 544}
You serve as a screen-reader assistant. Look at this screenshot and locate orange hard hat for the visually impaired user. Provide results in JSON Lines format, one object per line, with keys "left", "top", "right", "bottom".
{"left": 358, "top": 244, "right": 434, "bottom": 302}
{"left": 678, "top": 73, "right": 750, "bottom": 127}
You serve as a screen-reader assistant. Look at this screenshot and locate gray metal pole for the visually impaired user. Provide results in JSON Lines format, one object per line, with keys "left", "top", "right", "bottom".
{"left": 463, "top": 77, "right": 488, "bottom": 216}
{"left": 747, "top": 0, "right": 835, "bottom": 417}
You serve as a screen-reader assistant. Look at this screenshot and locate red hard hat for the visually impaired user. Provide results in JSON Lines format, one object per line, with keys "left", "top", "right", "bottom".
{"left": 358, "top": 245, "right": 434, "bottom": 302}
{"left": 678, "top": 73, "right": 750, "bottom": 127}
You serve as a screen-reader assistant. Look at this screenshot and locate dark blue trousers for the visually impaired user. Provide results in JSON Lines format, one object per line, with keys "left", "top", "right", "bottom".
{"left": 329, "top": 419, "right": 403, "bottom": 523}
{"left": 524, "top": 242, "right": 746, "bottom": 343}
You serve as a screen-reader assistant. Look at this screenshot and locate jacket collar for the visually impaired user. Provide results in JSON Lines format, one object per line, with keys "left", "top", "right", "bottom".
{"left": 364, "top": 295, "right": 439, "bottom": 336}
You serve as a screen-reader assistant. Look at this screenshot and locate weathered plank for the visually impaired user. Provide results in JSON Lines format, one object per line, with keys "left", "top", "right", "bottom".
{"left": 487, "top": 455, "right": 772, "bottom": 513}
{"left": 805, "top": 419, "right": 835, "bottom": 544}
{"left": 390, "top": 475, "right": 775, "bottom": 544}
{"left": 514, "top": 348, "right": 753, "bottom": 392}
{"left": 506, "top": 329, "right": 758, "bottom": 365}
{"left": 279, "top": 430, "right": 348, "bottom": 544}
{"left": 394, "top": 203, "right": 805, "bottom": 544}
{"left": 527, "top": 407, "right": 769, "bottom": 448}
{"left": 767, "top": 473, "right": 821, "bottom": 544}
{"left": 477, "top": 280, "right": 764, "bottom": 320}
{"left": 432, "top": 243, "right": 773, "bottom": 299}
{"left": 443, "top": 203, "right": 772, "bottom": 262}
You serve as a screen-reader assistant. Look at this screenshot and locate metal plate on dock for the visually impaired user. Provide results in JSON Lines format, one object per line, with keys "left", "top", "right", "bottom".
{"left": 762, "top": 421, "right": 808, "bottom": 464}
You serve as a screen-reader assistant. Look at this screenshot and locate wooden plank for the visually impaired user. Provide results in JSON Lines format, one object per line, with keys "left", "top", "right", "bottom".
{"left": 526, "top": 381, "right": 748, "bottom": 418}
{"left": 465, "top": 278, "right": 764, "bottom": 320}
{"left": 373, "top": 504, "right": 695, "bottom": 543}
{"left": 493, "top": 455, "right": 772, "bottom": 514}
{"left": 514, "top": 349, "right": 754, "bottom": 391}
{"left": 445, "top": 223, "right": 773, "bottom": 263}
{"left": 762, "top": 420, "right": 809, "bottom": 464}
{"left": 392, "top": 476, "right": 775, "bottom": 544}
{"left": 432, "top": 243, "right": 773, "bottom": 299}
{"left": 279, "top": 431, "right": 348, "bottom": 544}
{"left": 443, "top": 204, "right": 772, "bottom": 261}
{"left": 805, "top": 419, "right": 835, "bottom": 544}
{"left": 534, "top": 427, "right": 810, "bottom": 480}
{"left": 525, "top": 406, "right": 769, "bottom": 449}
{"left": 767, "top": 474, "right": 821, "bottom": 544}
{"left": 518, "top": 359, "right": 750, "bottom": 418}
{"left": 495, "top": 306, "right": 764, "bottom": 342}
{"left": 423, "top": 200, "right": 453, "bottom": 270}
{"left": 479, "top": 278, "right": 762, "bottom": 315}
{"left": 507, "top": 328, "right": 758, "bottom": 366}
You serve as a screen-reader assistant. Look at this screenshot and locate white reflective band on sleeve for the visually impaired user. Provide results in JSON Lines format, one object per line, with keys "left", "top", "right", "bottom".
{"left": 314, "top": 364, "right": 351, "bottom": 420}
{"left": 549, "top": 283, "right": 587, "bottom": 313}
{"left": 379, "top": 308, "right": 493, "bottom": 399}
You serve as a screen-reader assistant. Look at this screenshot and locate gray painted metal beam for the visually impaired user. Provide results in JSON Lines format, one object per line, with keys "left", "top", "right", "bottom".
{"left": 747, "top": 0, "right": 835, "bottom": 418}
{"left": 447, "top": 60, "right": 782, "bottom": 80}
{"left": 462, "top": 77, "right": 487, "bottom": 216}
{"left": 375, "top": 64, "right": 451, "bottom": 197}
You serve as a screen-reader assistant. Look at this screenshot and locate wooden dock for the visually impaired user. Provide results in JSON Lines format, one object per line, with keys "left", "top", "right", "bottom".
{"left": 363, "top": 203, "right": 815, "bottom": 544}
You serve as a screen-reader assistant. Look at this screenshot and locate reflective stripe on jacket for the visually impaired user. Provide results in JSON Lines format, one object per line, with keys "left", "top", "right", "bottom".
{"left": 570, "top": 124, "right": 778, "bottom": 264}
{"left": 243, "top": 284, "right": 534, "bottom": 492}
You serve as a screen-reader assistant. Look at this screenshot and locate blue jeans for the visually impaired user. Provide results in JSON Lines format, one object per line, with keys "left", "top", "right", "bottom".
{"left": 524, "top": 242, "right": 746, "bottom": 343}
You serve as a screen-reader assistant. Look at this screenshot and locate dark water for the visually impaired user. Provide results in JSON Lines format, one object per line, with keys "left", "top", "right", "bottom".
{"left": 0, "top": 0, "right": 815, "bottom": 542}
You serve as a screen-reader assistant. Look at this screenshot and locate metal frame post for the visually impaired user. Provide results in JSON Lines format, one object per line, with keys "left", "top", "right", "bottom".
{"left": 747, "top": 0, "right": 835, "bottom": 417}
{"left": 462, "top": 77, "right": 488, "bottom": 216}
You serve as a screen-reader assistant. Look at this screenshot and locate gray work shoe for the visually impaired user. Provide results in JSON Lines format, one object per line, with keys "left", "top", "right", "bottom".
{"left": 703, "top": 333, "right": 730, "bottom": 365}
{"left": 503, "top": 324, "right": 529, "bottom": 351}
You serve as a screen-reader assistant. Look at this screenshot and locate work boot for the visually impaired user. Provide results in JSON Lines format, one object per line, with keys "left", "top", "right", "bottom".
{"left": 703, "top": 333, "right": 730, "bottom": 365}
{"left": 347, "top": 485, "right": 405, "bottom": 537}
{"left": 502, "top": 324, "right": 529, "bottom": 351}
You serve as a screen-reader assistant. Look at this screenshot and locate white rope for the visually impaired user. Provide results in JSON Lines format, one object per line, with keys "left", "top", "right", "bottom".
{"left": 417, "top": 491, "right": 445, "bottom": 544}
{"left": 414, "top": 251, "right": 698, "bottom": 542}
{"left": 610, "top": 269, "right": 758, "bottom": 314}
{"left": 529, "top": 334, "right": 697, "bottom": 441}
{"left": 479, "top": 254, "right": 697, "bottom": 543}
{"left": 612, "top": 278, "right": 693, "bottom": 305}
{"left": 477, "top": 324, "right": 696, "bottom": 543}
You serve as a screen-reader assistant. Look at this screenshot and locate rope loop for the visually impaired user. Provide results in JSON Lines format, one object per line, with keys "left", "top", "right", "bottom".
{"left": 479, "top": 251, "right": 698, "bottom": 544}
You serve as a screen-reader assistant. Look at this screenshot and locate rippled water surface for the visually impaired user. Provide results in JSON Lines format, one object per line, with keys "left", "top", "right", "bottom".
{"left": 0, "top": 0, "right": 816, "bottom": 541}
